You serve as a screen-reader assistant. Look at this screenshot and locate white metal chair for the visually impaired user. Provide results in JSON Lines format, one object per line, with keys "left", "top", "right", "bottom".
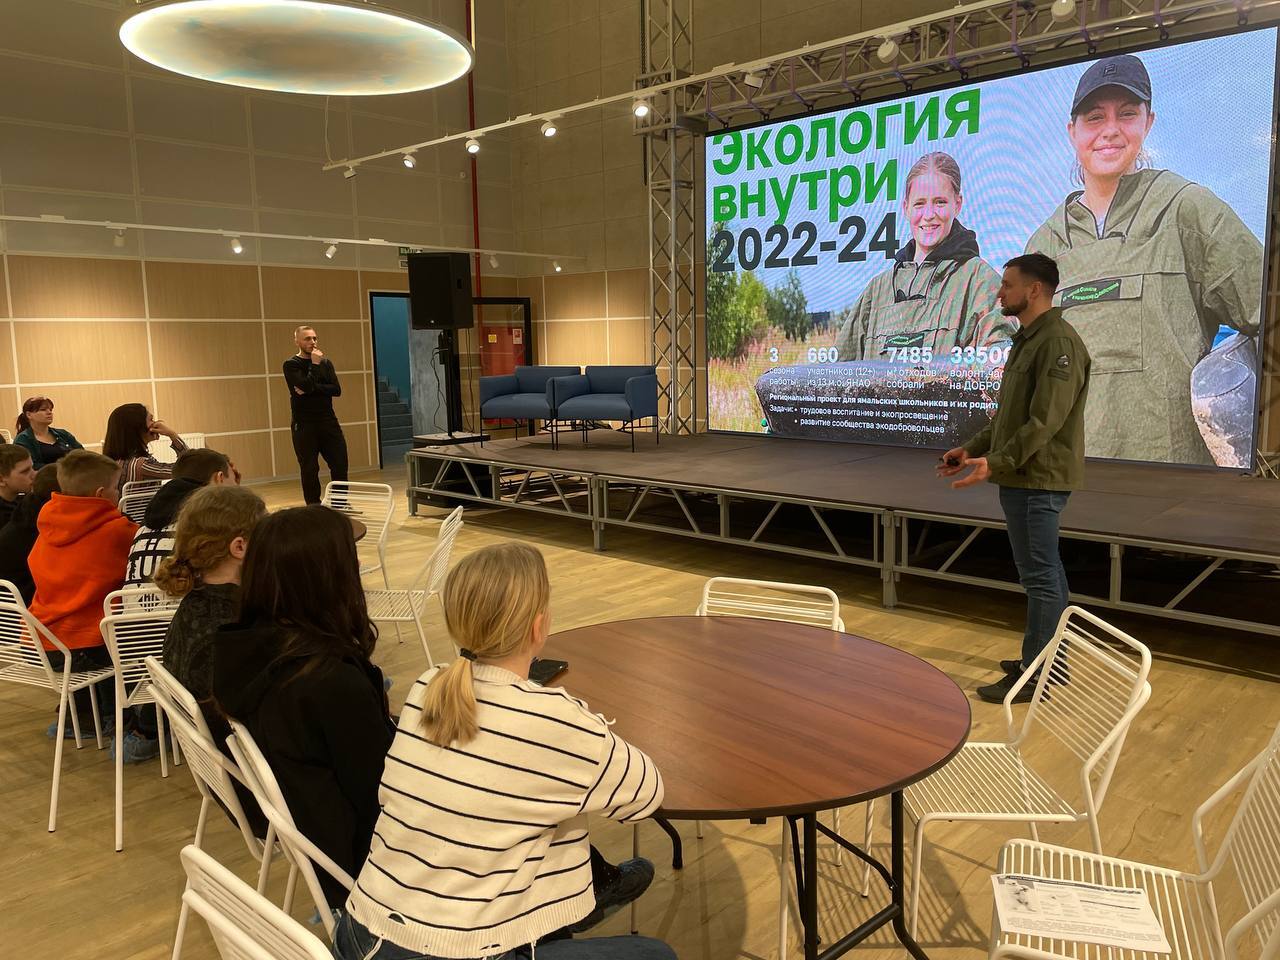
{"left": 322, "top": 480, "right": 394, "bottom": 587}
{"left": 178, "top": 845, "right": 332, "bottom": 960}
{"left": 101, "top": 586, "right": 179, "bottom": 850}
{"left": 120, "top": 478, "right": 167, "bottom": 523}
{"left": 990, "top": 719, "right": 1280, "bottom": 960}
{"left": 0, "top": 428, "right": 11, "bottom": 443}
{"left": 227, "top": 720, "right": 354, "bottom": 941}
{"left": 365, "top": 505, "right": 464, "bottom": 666}
{"left": 0, "top": 582, "right": 113, "bottom": 832}
{"left": 904, "top": 606, "right": 1152, "bottom": 936}
{"left": 148, "top": 432, "right": 207, "bottom": 465}
{"left": 695, "top": 576, "right": 853, "bottom": 958}
{"left": 146, "top": 657, "right": 281, "bottom": 960}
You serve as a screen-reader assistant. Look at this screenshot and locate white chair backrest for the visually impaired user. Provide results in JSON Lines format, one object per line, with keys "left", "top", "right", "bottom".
{"left": 121, "top": 478, "right": 166, "bottom": 500}
{"left": 1019, "top": 607, "right": 1151, "bottom": 803}
{"left": 226, "top": 721, "right": 352, "bottom": 936}
{"left": 104, "top": 585, "right": 182, "bottom": 617}
{"left": 148, "top": 433, "right": 207, "bottom": 465}
{"left": 323, "top": 480, "right": 393, "bottom": 550}
{"left": 1206, "top": 722, "right": 1280, "bottom": 957}
{"left": 0, "top": 428, "right": 11, "bottom": 444}
{"left": 101, "top": 600, "right": 175, "bottom": 705}
{"left": 145, "top": 657, "right": 263, "bottom": 856}
{"left": 409, "top": 505, "right": 464, "bottom": 594}
{"left": 179, "top": 845, "right": 332, "bottom": 960}
{"left": 119, "top": 491, "right": 157, "bottom": 524}
{"left": 0, "top": 587, "right": 60, "bottom": 684}
{"left": 696, "top": 576, "right": 845, "bottom": 631}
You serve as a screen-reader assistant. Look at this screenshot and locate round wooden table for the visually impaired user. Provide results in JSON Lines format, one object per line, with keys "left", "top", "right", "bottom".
{"left": 545, "top": 616, "right": 970, "bottom": 960}
{"left": 349, "top": 516, "right": 367, "bottom": 542}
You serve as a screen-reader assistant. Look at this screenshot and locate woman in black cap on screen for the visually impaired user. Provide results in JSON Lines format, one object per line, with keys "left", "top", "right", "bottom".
{"left": 1024, "top": 53, "right": 1263, "bottom": 466}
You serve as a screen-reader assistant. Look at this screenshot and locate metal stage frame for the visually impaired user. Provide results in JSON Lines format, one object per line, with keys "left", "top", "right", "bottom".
{"left": 407, "top": 445, "right": 1280, "bottom": 639}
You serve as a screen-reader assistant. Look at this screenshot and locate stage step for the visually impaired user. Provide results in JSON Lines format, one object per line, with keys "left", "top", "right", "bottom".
{"left": 381, "top": 413, "right": 413, "bottom": 429}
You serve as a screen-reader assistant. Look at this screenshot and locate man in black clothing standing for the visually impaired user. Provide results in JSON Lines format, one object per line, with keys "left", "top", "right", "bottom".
{"left": 283, "top": 325, "right": 348, "bottom": 504}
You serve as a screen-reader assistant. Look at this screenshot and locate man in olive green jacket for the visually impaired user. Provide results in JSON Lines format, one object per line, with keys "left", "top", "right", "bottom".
{"left": 939, "top": 253, "right": 1091, "bottom": 704}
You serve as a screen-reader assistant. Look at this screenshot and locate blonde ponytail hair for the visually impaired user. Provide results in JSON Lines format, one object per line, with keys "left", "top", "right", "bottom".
{"left": 154, "top": 485, "right": 266, "bottom": 597}
{"left": 420, "top": 543, "right": 551, "bottom": 746}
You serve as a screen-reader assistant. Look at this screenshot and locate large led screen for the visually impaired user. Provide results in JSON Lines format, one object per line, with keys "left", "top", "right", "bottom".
{"left": 704, "top": 30, "right": 1277, "bottom": 467}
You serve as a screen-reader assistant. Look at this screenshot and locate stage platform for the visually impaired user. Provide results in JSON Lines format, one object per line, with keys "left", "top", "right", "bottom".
{"left": 407, "top": 430, "right": 1280, "bottom": 637}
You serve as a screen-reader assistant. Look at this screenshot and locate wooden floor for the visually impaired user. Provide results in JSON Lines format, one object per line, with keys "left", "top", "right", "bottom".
{"left": 3, "top": 467, "right": 1278, "bottom": 960}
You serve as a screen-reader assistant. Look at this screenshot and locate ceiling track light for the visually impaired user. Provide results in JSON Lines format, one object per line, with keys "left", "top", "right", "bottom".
{"left": 343, "top": 166, "right": 357, "bottom": 180}
{"left": 402, "top": 152, "right": 417, "bottom": 169}
{"left": 743, "top": 70, "right": 765, "bottom": 90}
{"left": 552, "top": 260, "right": 562, "bottom": 273}
{"left": 540, "top": 118, "right": 558, "bottom": 138}
{"left": 877, "top": 36, "right": 900, "bottom": 63}
{"left": 230, "top": 236, "right": 243, "bottom": 254}
{"left": 112, "top": 228, "right": 126, "bottom": 248}
{"left": 488, "top": 254, "right": 499, "bottom": 269}
{"left": 323, "top": 242, "right": 338, "bottom": 260}
{"left": 465, "top": 137, "right": 481, "bottom": 154}
{"left": 1050, "top": 0, "right": 1077, "bottom": 20}
{"left": 632, "top": 97, "right": 651, "bottom": 118}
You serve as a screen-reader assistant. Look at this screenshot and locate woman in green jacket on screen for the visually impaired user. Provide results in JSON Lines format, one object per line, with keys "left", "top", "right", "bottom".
{"left": 833, "top": 151, "right": 1015, "bottom": 362}
{"left": 13, "top": 396, "right": 82, "bottom": 469}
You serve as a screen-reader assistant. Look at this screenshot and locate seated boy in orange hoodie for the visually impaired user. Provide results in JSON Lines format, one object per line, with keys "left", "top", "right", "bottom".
{"left": 30, "top": 450, "right": 137, "bottom": 736}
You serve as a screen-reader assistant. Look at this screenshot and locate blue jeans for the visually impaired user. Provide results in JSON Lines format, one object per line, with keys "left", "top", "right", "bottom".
{"left": 331, "top": 914, "right": 677, "bottom": 960}
{"left": 999, "top": 487, "right": 1071, "bottom": 670}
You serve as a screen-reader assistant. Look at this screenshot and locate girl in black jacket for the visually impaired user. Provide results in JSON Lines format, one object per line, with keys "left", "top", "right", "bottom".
{"left": 212, "top": 505, "right": 394, "bottom": 908}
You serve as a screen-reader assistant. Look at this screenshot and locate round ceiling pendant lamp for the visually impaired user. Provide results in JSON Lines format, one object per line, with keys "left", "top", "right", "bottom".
{"left": 119, "top": 0, "right": 474, "bottom": 97}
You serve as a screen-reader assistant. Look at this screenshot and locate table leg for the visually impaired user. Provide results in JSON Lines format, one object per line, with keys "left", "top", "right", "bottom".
{"left": 803, "top": 813, "right": 818, "bottom": 960}
{"left": 891, "top": 791, "right": 929, "bottom": 960}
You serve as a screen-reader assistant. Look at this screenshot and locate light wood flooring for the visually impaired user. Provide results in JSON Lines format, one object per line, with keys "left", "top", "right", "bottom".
{"left": 3, "top": 467, "right": 1278, "bottom": 959}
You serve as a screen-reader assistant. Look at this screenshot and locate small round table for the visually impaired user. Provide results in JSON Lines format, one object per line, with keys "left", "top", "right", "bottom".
{"left": 349, "top": 517, "right": 367, "bottom": 542}
{"left": 545, "top": 616, "right": 970, "bottom": 960}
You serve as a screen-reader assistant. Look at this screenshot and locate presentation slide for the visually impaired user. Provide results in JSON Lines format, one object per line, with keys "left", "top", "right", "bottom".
{"left": 704, "top": 30, "right": 1277, "bottom": 467}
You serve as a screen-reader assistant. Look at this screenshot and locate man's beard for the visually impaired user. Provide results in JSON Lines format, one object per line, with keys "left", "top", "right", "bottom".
{"left": 1000, "top": 298, "right": 1027, "bottom": 317}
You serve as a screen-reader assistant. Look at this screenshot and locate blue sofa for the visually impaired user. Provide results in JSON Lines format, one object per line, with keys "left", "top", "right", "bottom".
{"left": 479, "top": 365, "right": 580, "bottom": 438}
{"left": 548, "top": 365, "right": 659, "bottom": 450}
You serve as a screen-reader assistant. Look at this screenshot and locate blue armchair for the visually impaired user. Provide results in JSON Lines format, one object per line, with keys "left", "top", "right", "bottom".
{"left": 479, "top": 366, "right": 580, "bottom": 440}
{"left": 549, "top": 365, "right": 660, "bottom": 450}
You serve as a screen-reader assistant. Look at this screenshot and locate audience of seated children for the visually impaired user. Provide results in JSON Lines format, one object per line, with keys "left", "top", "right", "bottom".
{"left": 0, "top": 465, "right": 59, "bottom": 603}
{"left": 13, "top": 395, "right": 82, "bottom": 469}
{"left": 29, "top": 450, "right": 135, "bottom": 735}
{"left": 334, "top": 543, "right": 674, "bottom": 960}
{"left": 124, "top": 447, "right": 240, "bottom": 588}
{"left": 212, "top": 505, "right": 395, "bottom": 909}
{"left": 102, "top": 402, "right": 188, "bottom": 490}
{"left": 154, "top": 482, "right": 266, "bottom": 826}
{"left": 0, "top": 443, "right": 36, "bottom": 527}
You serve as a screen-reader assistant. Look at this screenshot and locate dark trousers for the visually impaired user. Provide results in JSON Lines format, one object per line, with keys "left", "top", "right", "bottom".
{"left": 999, "top": 486, "right": 1071, "bottom": 669}
{"left": 291, "top": 417, "right": 349, "bottom": 505}
{"left": 46, "top": 644, "right": 115, "bottom": 722}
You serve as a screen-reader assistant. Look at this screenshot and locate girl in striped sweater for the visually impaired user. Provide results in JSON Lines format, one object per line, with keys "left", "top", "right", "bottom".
{"left": 335, "top": 543, "right": 675, "bottom": 960}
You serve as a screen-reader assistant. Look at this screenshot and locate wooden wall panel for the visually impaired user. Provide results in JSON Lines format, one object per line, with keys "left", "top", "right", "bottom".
{"left": 608, "top": 318, "right": 649, "bottom": 364}
{"left": 8, "top": 255, "right": 144, "bottom": 318}
{"left": 517, "top": 276, "right": 544, "bottom": 323}
{"left": 145, "top": 261, "right": 262, "bottom": 319}
{"left": 261, "top": 266, "right": 359, "bottom": 320}
{"left": 264, "top": 320, "right": 366, "bottom": 372}
{"left": 211, "top": 431, "right": 274, "bottom": 482}
{"left": 607, "top": 268, "right": 647, "bottom": 318}
{"left": 359, "top": 270, "right": 408, "bottom": 319}
{"left": 14, "top": 320, "right": 151, "bottom": 381}
{"left": 270, "top": 426, "right": 370, "bottom": 477}
{"left": 154, "top": 376, "right": 270, "bottom": 435}
{"left": 0, "top": 321, "right": 15, "bottom": 384}
{"left": 343, "top": 422, "right": 371, "bottom": 469}
{"left": 0, "top": 259, "right": 8, "bottom": 318}
{"left": 150, "top": 321, "right": 267, "bottom": 378}
{"left": 271, "top": 429, "right": 296, "bottom": 477}
{"left": 543, "top": 320, "right": 608, "bottom": 366}
{"left": 544, "top": 272, "right": 606, "bottom": 320}
{"left": 22, "top": 381, "right": 152, "bottom": 447}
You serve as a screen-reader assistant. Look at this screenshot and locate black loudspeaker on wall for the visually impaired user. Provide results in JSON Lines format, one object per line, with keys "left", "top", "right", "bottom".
{"left": 407, "top": 252, "right": 474, "bottom": 329}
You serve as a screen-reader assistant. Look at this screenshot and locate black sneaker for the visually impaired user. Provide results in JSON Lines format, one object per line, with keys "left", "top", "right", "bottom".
{"left": 566, "top": 857, "right": 655, "bottom": 933}
{"left": 976, "top": 673, "right": 1038, "bottom": 705}
{"left": 1000, "top": 659, "right": 1025, "bottom": 676}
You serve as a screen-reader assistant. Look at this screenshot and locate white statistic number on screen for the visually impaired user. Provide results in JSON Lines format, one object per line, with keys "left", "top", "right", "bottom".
{"left": 886, "top": 347, "right": 933, "bottom": 363}
{"left": 950, "top": 345, "right": 1010, "bottom": 365}
{"left": 807, "top": 347, "right": 839, "bottom": 363}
